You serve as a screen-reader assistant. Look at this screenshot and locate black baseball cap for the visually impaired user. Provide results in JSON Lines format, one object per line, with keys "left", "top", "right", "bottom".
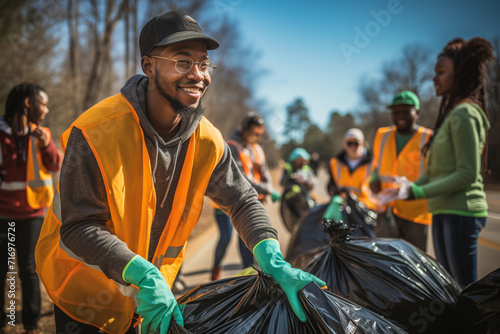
{"left": 139, "top": 10, "right": 219, "bottom": 57}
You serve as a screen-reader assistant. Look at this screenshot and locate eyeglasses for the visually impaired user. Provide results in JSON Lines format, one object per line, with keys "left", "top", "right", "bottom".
{"left": 346, "top": 141, "right": 360, "bottom": 148}
{"left": 152, "top": 56, "right": 217, "bottom": 76}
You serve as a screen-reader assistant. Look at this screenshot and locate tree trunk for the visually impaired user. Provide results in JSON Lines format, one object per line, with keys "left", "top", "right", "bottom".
{"left": 68, "top": 0, "right": 81, "bottom": 116}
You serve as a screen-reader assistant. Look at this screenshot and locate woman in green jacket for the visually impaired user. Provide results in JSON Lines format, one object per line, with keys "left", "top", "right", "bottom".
{"left": 408, "top": 37, "right": 494, "bottom": 287}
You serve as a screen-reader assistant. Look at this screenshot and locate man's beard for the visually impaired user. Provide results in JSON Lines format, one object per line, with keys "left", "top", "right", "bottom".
{"left": 154, "top": 70, "right": 205, "bottom": 118}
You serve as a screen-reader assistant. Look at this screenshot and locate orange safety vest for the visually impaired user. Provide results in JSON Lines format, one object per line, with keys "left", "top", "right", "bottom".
{"left": 35, "top": 94, "right": 224, "bottom": 334}
{"left": 371, "top": 126, "right": 432, "bottom": 224}
{"left": 26, "top": 124, "right": 55, "bottom": 209}
{"left": 329, "top": 157, "right": 377, "bottom": 210}
{"left": 227, "top": 139, "right": 266, "bottom": 200}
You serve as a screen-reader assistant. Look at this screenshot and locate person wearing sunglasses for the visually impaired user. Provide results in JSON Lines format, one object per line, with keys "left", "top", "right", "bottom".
{"left": 35, "top": 10, "right": 324, "bottom": 334}
{"left": 325, "top": 128, "right": 377, "bottom": 217}
{"left": 367, "top": 91, "right": 432, "bottom": 251}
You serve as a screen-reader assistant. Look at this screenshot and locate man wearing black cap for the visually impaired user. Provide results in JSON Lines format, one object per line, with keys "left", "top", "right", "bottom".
{"left": 35, "top": 10, "right": 325, "bottom": 334}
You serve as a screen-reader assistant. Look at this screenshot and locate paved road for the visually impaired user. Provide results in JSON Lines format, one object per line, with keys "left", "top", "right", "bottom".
{"left": 177, "top": 167, "right": 500, "bottom": 295}
{"left": 480, "top": 191, "right": 500, "bottom": 278}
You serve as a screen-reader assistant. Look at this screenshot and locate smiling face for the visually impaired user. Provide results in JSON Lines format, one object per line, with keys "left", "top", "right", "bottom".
{"left": 390, "top": 104, "right": 418, "bottom": 134}
{"left": 433, "top": 55, "right": 454, "bottom": 97}
{"left": 146, "top": 40, "right": 211, "bottom": 115}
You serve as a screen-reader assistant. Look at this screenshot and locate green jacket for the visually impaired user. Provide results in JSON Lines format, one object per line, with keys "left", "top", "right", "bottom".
{"left": 413, "top": 102, "right": 490, "bottom": 216}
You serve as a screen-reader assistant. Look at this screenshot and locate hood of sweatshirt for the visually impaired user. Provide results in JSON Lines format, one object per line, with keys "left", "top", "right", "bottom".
{"left": 120, "top": 74, "right": 201, "bottom": 148}
{"left": 120, "top": 74, "right": 203, "bottom": 209}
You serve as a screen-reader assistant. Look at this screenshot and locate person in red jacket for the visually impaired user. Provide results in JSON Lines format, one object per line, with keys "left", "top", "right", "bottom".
{"left": 0, "top": 83, "right": 61, "bottom": 333}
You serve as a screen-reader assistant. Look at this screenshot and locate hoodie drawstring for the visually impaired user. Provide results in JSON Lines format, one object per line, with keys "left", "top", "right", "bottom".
{"left": 159, "top": 140, "right": 182, "bottom": 209}
{"left": 152, "top": 135, "right": 159, "bottom": 184}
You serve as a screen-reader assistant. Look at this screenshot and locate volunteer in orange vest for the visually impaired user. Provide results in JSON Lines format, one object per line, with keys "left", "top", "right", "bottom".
{"left": 368, "top": 91, "right": 432, "bottom": 251}
{"left": 211, "top": 113, "right": 280, "bottom": 281}
{"left": 326, "top": 128, "right": 375, "bottom": 210}
{"left": 0, "top": 83, "right": 61, "bottom": 334}
{"left": 35, "top": 11, "right": 325, "bottom": 334}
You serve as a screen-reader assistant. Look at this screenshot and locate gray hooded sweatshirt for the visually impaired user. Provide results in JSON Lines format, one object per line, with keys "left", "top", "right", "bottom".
{"left": 59, "top": 75, "right": 277, "bottom": 285}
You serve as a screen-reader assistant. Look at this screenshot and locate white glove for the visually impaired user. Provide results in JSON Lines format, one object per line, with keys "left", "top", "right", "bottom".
{"left": 394, "top": 176, "right": 412, "bottom": 200}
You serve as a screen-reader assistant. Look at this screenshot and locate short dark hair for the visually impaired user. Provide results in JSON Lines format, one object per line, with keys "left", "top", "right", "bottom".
{"left": 241, "top": 112, "right": 264, "bottom": 131}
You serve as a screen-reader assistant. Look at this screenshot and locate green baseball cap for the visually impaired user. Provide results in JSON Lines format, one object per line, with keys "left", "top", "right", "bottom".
{"left": 388, "top": 91, "right": 420, "bottom": 110}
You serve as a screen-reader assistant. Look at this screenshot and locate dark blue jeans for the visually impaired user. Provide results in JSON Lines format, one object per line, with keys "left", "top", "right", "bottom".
{"left": 213, "top": 210, "right": 254, "bottom": 268}
{"left": 0, "top": 217, "right": 43, "bottom": 330}
{"left": 432, "top": 214, "right": 487, "bottom": 287}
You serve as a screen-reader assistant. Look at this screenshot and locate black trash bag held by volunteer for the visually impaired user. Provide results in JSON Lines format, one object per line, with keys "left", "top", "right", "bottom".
{"left": 285, "top": 192, "right": 376, "bottom": 262}
{"left": 292, "top": 219, "right": 463, "bottom": 334}
{"left": 457, "top": 267, "right": 500, "bottom": 334}
{"left": 170, "top": 270, "right": 406, "bottom": 333}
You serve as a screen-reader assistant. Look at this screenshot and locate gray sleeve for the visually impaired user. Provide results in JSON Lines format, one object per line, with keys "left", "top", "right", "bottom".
{"left": 59, "top": 128, "right": 136, "bottom": 285}
{"left": 206, "top": 143, "right": 278, "bottom": 250}
{"left": 228, "top": 144, "right": 272, "bottom": 195}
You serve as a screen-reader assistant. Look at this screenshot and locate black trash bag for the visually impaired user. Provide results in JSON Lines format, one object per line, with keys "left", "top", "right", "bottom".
{"left": 280, "top": 180, "right": 316, "bottom": 233}
{"left": 293, "top": 219, "right": 463, "bottom": 334}
{"left": 341, "top": 192, "right": 377, "bottom": 239}
{"left": 285, "top": 203, "right": 330, "bottom": 262}
{"left": 171, "top": 270, "right": 407, "bottom": 333}
{"left": 169, "top": 322, "right": 190, "bottom": 334}
{"left": 457, "top": 267, "right": 500, "bottom": 334}
{"left": 285, "top": 192, "right": 376, "bottom": 262}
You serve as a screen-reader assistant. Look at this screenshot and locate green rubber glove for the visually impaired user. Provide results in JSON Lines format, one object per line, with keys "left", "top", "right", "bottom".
{"left": 123, "top": 255, "right": 184, "bottom": 333}
{"left": 271, "top": 191, "right": 282, "bottom": 202}
{"left": 323, "top": 195, "right": 344, "bottom": 221}
{"left": 253, "top": 239, "right": 326, "bottom": 322}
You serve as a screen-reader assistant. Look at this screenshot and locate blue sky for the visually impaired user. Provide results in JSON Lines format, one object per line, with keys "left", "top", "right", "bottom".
{"left": 220, "top": 0, "right": 500, "bottom": 135}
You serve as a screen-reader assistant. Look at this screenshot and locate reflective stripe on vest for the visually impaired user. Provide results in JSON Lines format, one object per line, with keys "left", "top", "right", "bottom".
{"left": 28, "top": 136, "right": 53, "bottom": 188}
{"left": 377, "top": 130, "right": 391, "bottom": 177}
{"left": 35, "top": 94, "right": 225, "bottom": 334}
{"left": 0, "top": 181, "right": 26, "bottom": 191}
{"left": 25, "top": 127, "right": 55, "bottom": 209}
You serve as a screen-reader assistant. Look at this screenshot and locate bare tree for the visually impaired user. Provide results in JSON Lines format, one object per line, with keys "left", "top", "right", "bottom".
{"left": 0, "top": 0, "right": 62, "bottom": 110}
{"left": 68, "top": 0, "right": 81, "bottom": 116}
{"left": 358, "top": 43, "right": 436, "bottom": 141}
{"left": 82, "top": 0, "right": 128, "bottom": 109}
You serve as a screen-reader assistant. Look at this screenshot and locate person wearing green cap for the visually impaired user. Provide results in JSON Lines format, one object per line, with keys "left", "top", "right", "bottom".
{"left": 367, "top": 90, "right": 432, "bottom": 251}
{"left": 281, "top": 148, "right": 315, "bottom": 192}
{"left": 279, "top": 148, "right": 316, "bottom": 230}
